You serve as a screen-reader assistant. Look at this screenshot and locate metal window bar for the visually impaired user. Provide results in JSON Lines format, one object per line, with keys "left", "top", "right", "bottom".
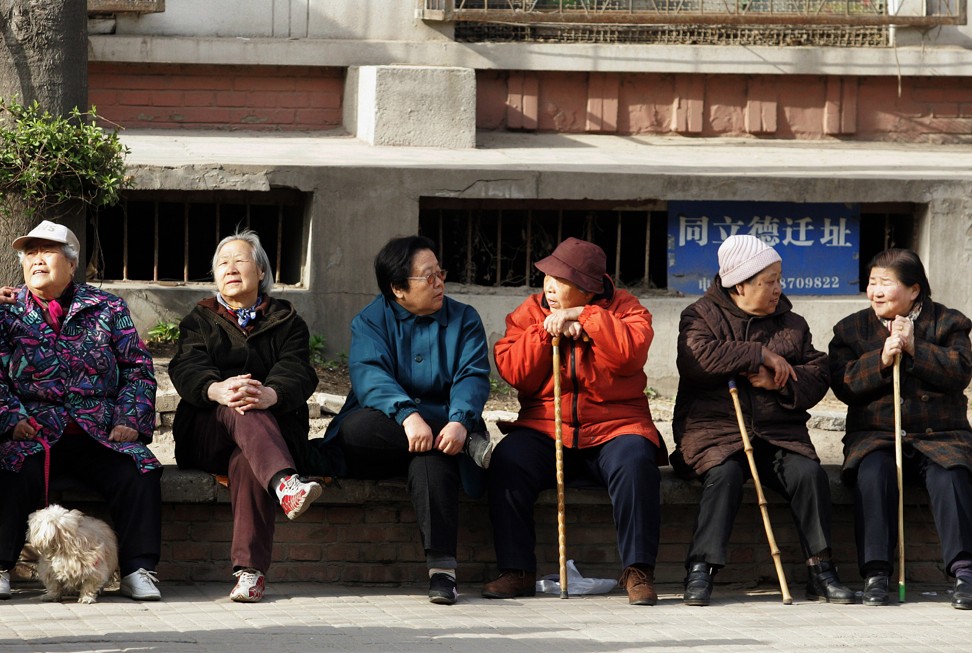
{"left": 426, "top": 0, "right": 966, "bottom": 26}
{"left": 153, "top": 202, "right": 159, "bottom": 282}
{"left": 422, "top": 203, "right": 653, "bottom": 289}
{"left": 107, "top": 194, "right": 300, "bottom": 285}
{"left": 122, "top": 201, "right": 129, "bottom": 282}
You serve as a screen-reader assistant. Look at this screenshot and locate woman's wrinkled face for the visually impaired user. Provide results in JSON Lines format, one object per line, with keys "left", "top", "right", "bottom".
{"left": 867, "top": 266, "right": 919, "bottom": 320}
{"left": 543, "top": 275, "right": 594, "bottom": 310}
{"left": 214, "top": 240, "right": 264, "bottom": 308}
{"left": 21, "top": 239, "right": 77, "bottom": 299}
{"left": 393, "top": 249, "right": 445, "bottom": 316}
{"left": 732, "top": 261, "right": 783, "bottom": 316}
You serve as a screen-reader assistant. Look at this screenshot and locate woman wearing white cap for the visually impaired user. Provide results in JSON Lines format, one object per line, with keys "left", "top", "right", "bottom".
{"left": 0, "top": 220, "right": 162, "bottom": 601}
{"left": 671, "top": 234, "right": 853, "bottom": 606}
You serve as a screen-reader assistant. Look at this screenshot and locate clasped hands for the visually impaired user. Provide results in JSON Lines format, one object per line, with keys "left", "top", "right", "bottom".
{"left": 403, "top": 412, "right": 466, "bottom": 456}
{"left": 881, "top": 315, "right": 915, "bottom": 368}
{"left": 544, "top": 307, "right": 586, "bottom": 340}
{"left": 208, "top": 373, "right": 278, "bottom": 415}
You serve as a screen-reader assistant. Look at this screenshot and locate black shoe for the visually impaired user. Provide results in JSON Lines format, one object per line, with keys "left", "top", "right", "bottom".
{"left": 952, "top": 577, "right": 972, "bottom": 610}
{"left": 683, "top": 562, "right": 714, "bottom": 606}
{"left": 862, "top": 574, "right": 890, "bottom": 606}
{"left": 806, "top": 560, "right": 855, "bottom": 604}
{"left": 429, "top": 573, "right": 458, "bottom": 605}
{"left": 464, "top": 432, "right": 494, "bottom": 469}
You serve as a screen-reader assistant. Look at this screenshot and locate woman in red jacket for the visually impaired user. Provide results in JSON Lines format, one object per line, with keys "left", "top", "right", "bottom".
{"left": 483, "top": 238, "right": 666, "bottom": 605}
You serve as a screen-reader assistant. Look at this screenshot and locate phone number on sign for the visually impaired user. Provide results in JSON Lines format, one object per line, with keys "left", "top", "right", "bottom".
{"left": 781, "top": 276, "right": 840, "bottom": 290}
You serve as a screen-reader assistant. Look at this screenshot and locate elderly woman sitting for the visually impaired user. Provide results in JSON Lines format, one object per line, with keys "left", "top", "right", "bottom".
{"left": 168, "top": 230, "right": 328, "bottom": 603}
{"left": 0, "top": 221, "right": 161, "bottom": 601}
{"left": 485, "top": 237, "right": 666, "bottom": 605}
{"left": 324, "top": 235, "right": 492, "bottom": 605}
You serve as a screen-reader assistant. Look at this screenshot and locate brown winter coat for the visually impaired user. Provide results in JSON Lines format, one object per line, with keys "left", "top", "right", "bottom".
{"left": 829, "top": 301, "right": 972, "bottom": 482}
{"left": 672, "top": 280, "right": 829, "bottom": 478}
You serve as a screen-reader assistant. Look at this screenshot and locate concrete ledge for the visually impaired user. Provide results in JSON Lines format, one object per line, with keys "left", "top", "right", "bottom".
{"left": 50, "top": 463, "right": 925, "bottom": 508}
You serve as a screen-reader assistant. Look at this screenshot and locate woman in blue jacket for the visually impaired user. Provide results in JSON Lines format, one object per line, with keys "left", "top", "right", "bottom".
{"left": 325, "top": 235, "right": 491, "bottom": 605}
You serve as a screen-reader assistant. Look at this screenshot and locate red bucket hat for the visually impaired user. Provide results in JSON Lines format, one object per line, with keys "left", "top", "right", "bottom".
{"left": 535, "top": 237, "right": 607, "bottom": 294}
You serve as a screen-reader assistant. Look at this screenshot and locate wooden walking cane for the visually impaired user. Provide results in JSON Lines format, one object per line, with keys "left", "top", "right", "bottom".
{"left": 728, "top": 379, "right": 793, "bottom": 605}
{"left": 552, "top": 335, "right": 568, "bottom": 599}
{"left": 893, "top": 353, "right": 906, "bottom": 603}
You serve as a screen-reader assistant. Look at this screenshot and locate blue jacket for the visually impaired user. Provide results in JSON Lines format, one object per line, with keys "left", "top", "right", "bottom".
{"left": 327, "top": 295, "right": 490, "bottom": 441}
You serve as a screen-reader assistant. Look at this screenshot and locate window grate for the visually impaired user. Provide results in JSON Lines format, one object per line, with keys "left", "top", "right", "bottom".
{"left": 89, "top": 190, "right": 307, "bottom": 286}
{"left": 420, "top": 199, "right": 916, "bottom": 294}
{"left": 419, "top": 199, "right": 667, "bottom": 290}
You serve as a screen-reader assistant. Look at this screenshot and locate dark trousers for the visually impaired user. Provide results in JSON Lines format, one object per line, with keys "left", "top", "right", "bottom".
{"left": 0, "top": 431, "right": 162, "bottom": 576}
{"left": 488, "top": 428, "right": 661, "bottom": 572}
{"left": 177, "top": 405, "right": 296, "bottom": 573}
{"left": 855, "top": 448, "right": 972, "bottom": 577}
{"left": 687, "top": 441, "right": 832, "bottom": 568}
{"left": 338, "top": 408, "right": 461, "bottom": 566}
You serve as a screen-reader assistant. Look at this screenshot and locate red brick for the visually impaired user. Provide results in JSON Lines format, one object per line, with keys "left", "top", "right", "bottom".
{"left": 306, "top": 89, "right": 343, "bottom": 110}
{"left": 287, "top": 544, "right": 324, "bottom": 561}
{"left": 183, "top": 91, "right": 216, "bottom": 107}
{"left": 152, "top": 90, "right": 186, "bottom": 107}
{"left": 235, "top": 76, "right": 297, "bottom": 92}
{"left": 247, "top": 91, "right": 283, "bottom": 109}
{"left": 294, "top": 108, "right": 341, "bottom": 128}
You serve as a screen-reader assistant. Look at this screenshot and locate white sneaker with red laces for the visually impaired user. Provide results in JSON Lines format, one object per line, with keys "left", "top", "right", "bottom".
{"left": 230, "top": 568, "right": 265, "bottom": 603}
{"left": 276, "top": 474, "right": 322, "bottom": 520}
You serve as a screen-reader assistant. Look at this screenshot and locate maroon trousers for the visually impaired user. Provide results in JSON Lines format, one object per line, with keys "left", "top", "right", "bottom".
{"left": 176, "top": 405, "right": 294, "bottom": 573}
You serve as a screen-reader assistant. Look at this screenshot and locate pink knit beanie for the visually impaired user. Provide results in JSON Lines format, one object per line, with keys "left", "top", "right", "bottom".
{"left": 718, "top": 235, "right": 782, "bottom": 287}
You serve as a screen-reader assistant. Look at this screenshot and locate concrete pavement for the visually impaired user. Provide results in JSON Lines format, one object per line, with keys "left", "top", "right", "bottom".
{"left": 2, "top": 580, "right": 971, "bottom": 652}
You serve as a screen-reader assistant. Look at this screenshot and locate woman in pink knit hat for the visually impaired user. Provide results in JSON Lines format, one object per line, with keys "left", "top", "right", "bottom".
{"left": 671, "top": 234, "right": 853, "bottom": 607}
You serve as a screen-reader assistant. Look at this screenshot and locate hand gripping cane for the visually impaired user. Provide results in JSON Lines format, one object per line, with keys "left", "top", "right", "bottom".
{"left": 728, "top": 379, "right": 793, "bottom": 605}
{"left": 893, "top": 354, "right": 906, "bottom": 603}
{"left": 552, "top": 336, "right": 568, "bottom": 599}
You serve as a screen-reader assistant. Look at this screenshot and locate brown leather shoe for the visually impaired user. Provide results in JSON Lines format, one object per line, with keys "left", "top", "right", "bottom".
{"left": 619, "top": 565, "right": 657, "bottom": 605}
{"left": 482, "top": 570, "right": 536, "bottom": 599}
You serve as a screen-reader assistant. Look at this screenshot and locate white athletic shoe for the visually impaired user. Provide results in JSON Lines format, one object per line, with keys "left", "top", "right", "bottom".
{"left": 119, "top": 568, "right": 161, "bottom": 601}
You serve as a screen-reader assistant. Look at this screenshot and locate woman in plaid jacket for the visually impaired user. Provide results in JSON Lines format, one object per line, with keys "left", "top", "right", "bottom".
{"left": 830, "top": 248, "right": 972, "bottom": 609}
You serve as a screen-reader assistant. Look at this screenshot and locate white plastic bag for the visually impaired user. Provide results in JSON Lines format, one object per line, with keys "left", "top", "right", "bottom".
{"left": 536, "top": 559, "right": 617, "bottom": 595}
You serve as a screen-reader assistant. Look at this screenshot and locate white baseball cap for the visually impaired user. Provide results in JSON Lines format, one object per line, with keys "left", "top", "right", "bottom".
{"left": 12, "top": 220, "right": 81, "bottom": 253}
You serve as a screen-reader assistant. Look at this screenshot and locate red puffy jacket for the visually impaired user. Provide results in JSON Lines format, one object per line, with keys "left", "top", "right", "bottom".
{"left": 494, "top": 281, "right": 664, "bottom": 459}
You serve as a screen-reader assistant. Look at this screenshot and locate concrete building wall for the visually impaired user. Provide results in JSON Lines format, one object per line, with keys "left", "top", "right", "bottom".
{"left": 108, "top": 1, "right": 970, "bottom": 49}
{"left": 113, "top": 0, "right": 448, "bottom": 41}
{"left": 112, "top": 145, "right": 972, "bottom": 397}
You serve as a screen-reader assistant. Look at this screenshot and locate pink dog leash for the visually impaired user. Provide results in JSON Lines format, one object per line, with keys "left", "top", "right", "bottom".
{"left": 28, "top": 418, "right": 51, "bottom": 508}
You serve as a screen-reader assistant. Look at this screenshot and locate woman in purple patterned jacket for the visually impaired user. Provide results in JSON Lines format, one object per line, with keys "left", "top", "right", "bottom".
{"left": 0, "top": 221, "right": 162, "bottom": 602}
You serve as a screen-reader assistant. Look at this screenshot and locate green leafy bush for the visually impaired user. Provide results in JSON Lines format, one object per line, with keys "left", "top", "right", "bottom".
{"left": 147, "top": 321, "right": 180, "bottom": 344}
{"left": 0, "top": 98, "right": 130, "bottom": 219}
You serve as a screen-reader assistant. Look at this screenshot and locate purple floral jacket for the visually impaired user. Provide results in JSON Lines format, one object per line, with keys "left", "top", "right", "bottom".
{"left": 0, "top": 284, "right": 159, "bottom": 473}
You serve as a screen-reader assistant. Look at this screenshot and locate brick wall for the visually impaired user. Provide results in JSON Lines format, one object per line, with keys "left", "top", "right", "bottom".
{"left": 477, "top": 71, "right": 972, "bottom": 143}
{"left": 50, "top": 474, "right": 949, "bottom": 592}
{"left": 88, "top": 63, "right": 344, "bottom": 131}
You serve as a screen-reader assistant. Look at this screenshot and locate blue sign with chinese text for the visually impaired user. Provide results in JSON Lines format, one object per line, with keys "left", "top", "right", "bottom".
{"left": 667, "top": 201, "right": 860, "bottom": 295}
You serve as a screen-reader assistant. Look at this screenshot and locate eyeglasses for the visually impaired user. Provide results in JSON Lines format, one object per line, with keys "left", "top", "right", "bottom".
{"left": 407, "top": 269, "right": 447, "bottom": 285}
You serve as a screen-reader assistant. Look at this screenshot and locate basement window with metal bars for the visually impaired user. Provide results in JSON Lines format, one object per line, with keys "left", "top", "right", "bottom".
{"left": 419, "top": 198, "right": 916, "bottom": 294}
{"left": 89, "top": 189, "right": 308, "bottom": 286}
{"left": 419, "top": 199, "right": 670, "bottom": 291}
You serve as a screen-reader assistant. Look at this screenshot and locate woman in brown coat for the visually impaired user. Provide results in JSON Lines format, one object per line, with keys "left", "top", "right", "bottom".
{"left": 830, "top": 248, "right": 972, "bottom": 609}
{"left": 672, "top": 235, "right": 852, "bottom": 606}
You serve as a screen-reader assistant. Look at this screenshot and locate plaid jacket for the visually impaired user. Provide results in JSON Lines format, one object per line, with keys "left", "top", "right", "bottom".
{"left": 829, "top": 301, "right": 972, "bottom": 480}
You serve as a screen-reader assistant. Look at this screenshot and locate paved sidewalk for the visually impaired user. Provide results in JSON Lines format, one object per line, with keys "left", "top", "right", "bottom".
{"left": 2, "top": 581, "right": 971, "bottom": 652}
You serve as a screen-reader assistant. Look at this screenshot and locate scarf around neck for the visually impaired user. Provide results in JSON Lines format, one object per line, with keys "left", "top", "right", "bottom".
{"left": 216, "top": 293, "right": 262, "bottom": 328}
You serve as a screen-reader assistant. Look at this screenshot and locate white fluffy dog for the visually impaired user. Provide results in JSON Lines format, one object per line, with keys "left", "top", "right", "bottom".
{"left": 27, "top": 504, "right": 119, "bottom": 604}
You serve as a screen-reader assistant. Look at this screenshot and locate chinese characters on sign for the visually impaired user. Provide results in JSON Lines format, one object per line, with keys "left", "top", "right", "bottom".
{"left": 667, "top": 201, "right": 861, "bottom": 295}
